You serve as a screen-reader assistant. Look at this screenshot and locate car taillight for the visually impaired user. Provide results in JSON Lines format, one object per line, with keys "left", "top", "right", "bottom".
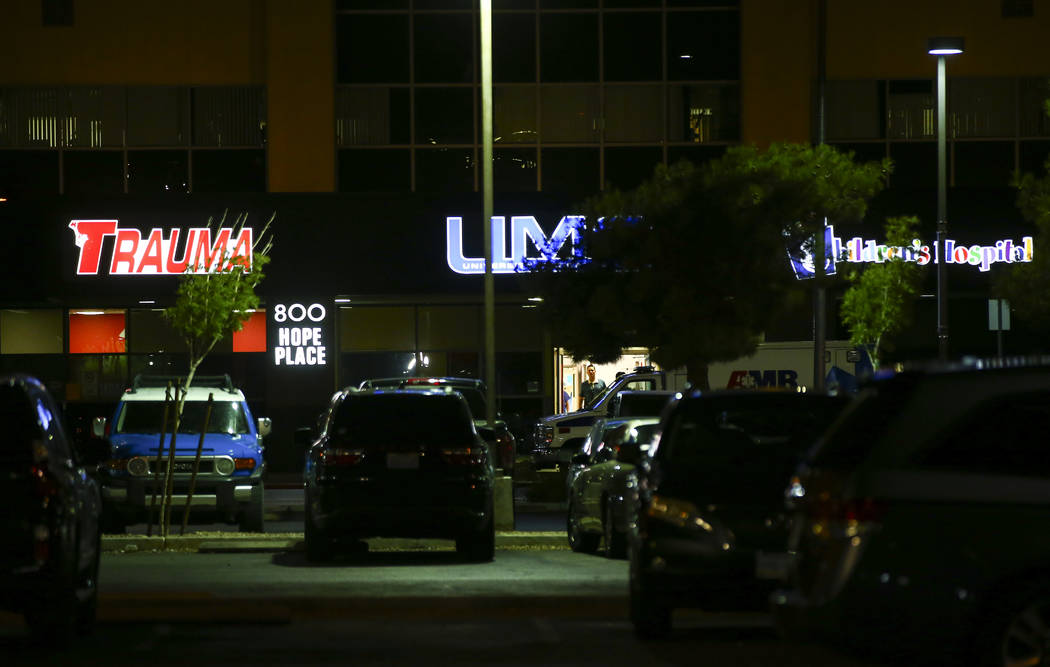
{"left": 30, "top": 464, "right": 58, "bottom": 499}
{"left": 234, "top": 458, "right": 256, "bottom": 471}
{"left": 441, "top": 447, "right": 485, "bottom": 466}
{"left": 320, "top": 448, "right": 365, "bottom": 466}
{"left": 806, "top": 494, "right": 886, "bottom": 536}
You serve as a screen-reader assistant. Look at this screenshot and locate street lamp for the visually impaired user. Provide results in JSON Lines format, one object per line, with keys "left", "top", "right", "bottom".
{"left": 928, "top": 36, "right": 964, "bottom": 361}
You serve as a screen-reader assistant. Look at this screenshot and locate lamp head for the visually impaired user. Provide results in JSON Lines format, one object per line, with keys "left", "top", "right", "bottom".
{"left": 928, "top": 36, "right": 965, "bottom": 55}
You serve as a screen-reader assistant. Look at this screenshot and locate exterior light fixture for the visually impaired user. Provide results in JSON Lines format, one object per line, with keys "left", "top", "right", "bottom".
{"left": 928, "top": 36, "right": 964, "bottom": 361}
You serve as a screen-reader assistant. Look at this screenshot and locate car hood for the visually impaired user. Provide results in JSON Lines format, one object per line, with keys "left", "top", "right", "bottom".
{"left": 110, "top": 432, "right": 261, "bottom": 459}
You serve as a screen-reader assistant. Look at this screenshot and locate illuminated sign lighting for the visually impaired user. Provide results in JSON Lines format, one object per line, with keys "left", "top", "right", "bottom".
{"left": 788, "top": 225, "right": 1033, "bottom": 280}
{"left": 272, "top": 303, "right": 327, "bottom": 367}
{"left": 446, "top": 216, "right": 586, "bottom": 274}
{"left": 69, "top": 219, "right": 253, "bottom": 276}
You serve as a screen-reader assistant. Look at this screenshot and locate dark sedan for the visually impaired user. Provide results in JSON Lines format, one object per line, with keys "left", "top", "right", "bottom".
{"left": 629, "top": 390, "right": 851, "bottom": 638}
{"left": 304, "top": 386, "right": 496, "bottom": 562}
{"left": 0, "top": 374, "right": 104, "bottom": 641}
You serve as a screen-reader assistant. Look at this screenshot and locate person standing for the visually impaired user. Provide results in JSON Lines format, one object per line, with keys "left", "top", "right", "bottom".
{"left": 578, "top": 364, "right": 606, "bottom": 409}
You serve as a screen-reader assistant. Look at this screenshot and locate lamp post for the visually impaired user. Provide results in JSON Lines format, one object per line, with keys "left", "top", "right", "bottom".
{"left": 928, "top": 36, "right": 964, "bottom": 361}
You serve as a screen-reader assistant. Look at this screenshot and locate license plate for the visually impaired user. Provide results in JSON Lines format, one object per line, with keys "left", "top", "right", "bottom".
{"left": 755, "top": 551, "right": 792, "bottom": 580}
{"left": 386, "top": 453, "right": 419, "bottom": 469}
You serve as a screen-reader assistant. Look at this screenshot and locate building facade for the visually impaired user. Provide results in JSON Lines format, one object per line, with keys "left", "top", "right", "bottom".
{"left": 2, "top": 1, "right": 1048, "bottom": 469}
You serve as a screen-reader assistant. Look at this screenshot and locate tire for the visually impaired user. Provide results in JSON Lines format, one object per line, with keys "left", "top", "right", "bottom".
{"left": 973, "top": 581, "right": 1050, "bottom": 667}
{"left": 567, "top": 500, "right": 600, "bottom": 554}
{"left": 604, "top": 501, "right": 627, "bottom": 559}
{"left": 238, "top": 482, "right": 265, "bottom": 533}
{"left": 75, "top": 530, "right": 101, "bottom": 636}
{"left": 457, "top": 510, "right": 496, "bottom": 563}
{"left": 304, "top": 502, "right": 332, "bottom": 563}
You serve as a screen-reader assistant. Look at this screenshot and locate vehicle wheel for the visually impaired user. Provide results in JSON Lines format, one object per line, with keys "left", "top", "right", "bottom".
{"left": 974, "top": 581, "right": 1050, "bottom": 667}
{"left": 304, "top": 502, "right": 332, "bottom": 563}
{"left": 604, "top": 501, "right": 627, "bottom": 559}
{"left": 238, "top": 483, "right": 265, "bottom": 533}
{"left": 567, "top": 500, "right": 600, "bottom": 554}
{"left": 75, "top": 531, "right": 101, "bottom": 635}
{"left": 456, "top": 512, "right": 495, "bottom": 562}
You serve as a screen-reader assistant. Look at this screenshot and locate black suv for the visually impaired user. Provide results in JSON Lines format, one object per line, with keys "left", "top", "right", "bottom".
{"left": 304, "top": 386, "right": 495, "bottom": 562}
{"left": 772, "top": 358, "right": 1050, "bottom": 667}
{"left": 629, "top": 390, "right": 851, "bottom": 638}
{"left": 0, "top": 374, "right": 104, "bottom": 640}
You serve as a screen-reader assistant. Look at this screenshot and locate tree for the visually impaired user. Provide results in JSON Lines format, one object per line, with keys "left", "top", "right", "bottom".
{"left": 839, "top": 215, "right": 925, "bottom": 370}
{"left": 164, "top": 210, "right": 274, "bottom": 391}
{"left": 994, "top": 97, "right": 1050, "bottom": 332}
{"left": 520, "top": 143, "right": 889, "bottom": 389}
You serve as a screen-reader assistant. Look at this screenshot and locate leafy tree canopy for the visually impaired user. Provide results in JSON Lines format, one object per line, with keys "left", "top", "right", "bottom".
{"left": 839, "top": 215, "right": 925, "bottom": 370}
{"left": 520, "top": 143, "right": 890, "bottom": 389}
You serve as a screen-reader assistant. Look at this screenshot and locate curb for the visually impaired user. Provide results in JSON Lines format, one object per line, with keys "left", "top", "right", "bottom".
{"left": 102, "top": 532, "right": 569, "bottom": 554}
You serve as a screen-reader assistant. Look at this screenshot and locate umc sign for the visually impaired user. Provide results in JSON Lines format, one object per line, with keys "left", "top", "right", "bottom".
{"left": 446, "top": 215, "right": 585, "bottom": 274}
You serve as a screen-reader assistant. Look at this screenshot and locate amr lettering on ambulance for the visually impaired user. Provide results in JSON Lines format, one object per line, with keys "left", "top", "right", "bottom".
{"left": 69, "top": 219, "right": 254, "bottom": 275}
{"left": 788, "top": 225, "right": 1034, "bottom": 280}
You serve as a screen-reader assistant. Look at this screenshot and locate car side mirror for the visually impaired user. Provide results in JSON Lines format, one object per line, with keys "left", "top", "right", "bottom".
{"left": 571, "top": 452, "right": 590, "bottom": 466}
{"left": 92, "top": 416, "right": 107, "bottom": 438}
{"left": 257, "top": 417, "right": 272, "bottom": 437}
{"left": 618, "top": 441, "right": 643, "bottom": 466}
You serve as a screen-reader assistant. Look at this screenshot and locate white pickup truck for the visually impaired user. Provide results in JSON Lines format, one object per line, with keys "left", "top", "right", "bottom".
{"left": 532, "top": 367, "right": 674, "bottom": 468}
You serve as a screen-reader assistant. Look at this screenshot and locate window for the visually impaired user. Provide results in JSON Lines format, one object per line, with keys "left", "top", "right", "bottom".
{"left": 191, "top": 150, "right": 265, "bottom": 193}
{"left": 191, "top": 87, "right": 265, "bottom": 147}
{"left": 494, "top": 87, "right": 538, "bottom": 144}
{"left": 887, "top": 79, "right": 934, "bottom": 140}
{"left": 605, "top": 146, "right": 662, "bottom": 191}
{"left": 668, "top": 84, "right": 739, "bottom": 143}
{"left": 338, "top": 149, "right": 410, "bottom": 192}
{"left": 605, "top": 85, "right": 662, "bottom": 142}
{"left": 127, "top": 150, "right": 188, "bottom": 194}
{"left": 494, "top": 148, "right": 538, "bottom": 191}
{"left": 494, "top": 14, "right": 536, "bottom": 83}
{"left": 1020, "top": 78, "right": 1050, "bottom": 137}
{"left": 1, "top": 309, "right": 62, "bottom": 354}
{"left": 42, "top": 0, "right": 73, "bottom": 26}
{"left": 604, "top": 13, "right": 661, "bottom": 82}
{"left": 825, "top": 81, "right": 883, "bottom": 140}
{"left": 666, "top": 10, "right": 739, "bottom": 81}
{"left": 127, "top": 310, "right": 185, "bottom": 354}
{"left": 69, "top": 310, "right": 126, "bottom": 354}
{"left": 127, "top": 87, "right": 189, "bottom": 146}
{"left": 540, "top": 13, "right": 599, "bottom": 82}
{"left": 541, "top": 147, "right": 599, "bottom": 194}
{"left": 889, "top": 142, "right": 936, "bottom": 190}
{"left": 415, "top": 14, "right": 473, "bottom": 84}
{"left": 336, "top": 87, "right": 410, "bottom": 146}
{"left": 415, "top": 88, "right": 474, "bottom": 144}
{"left": 337, "top": 14, "right": 410, "bottom": 84}
{"left": 540, "top": 85, "right": 599, "bottom": 143}
{"left": 63, "top": 151, "right": 124, "bottom": 194}
{"left": 950, "top": 79, "right": 1016, "bottom": 138}
{"left": 416, "top": 148, "right": 474, "bottom": 192}
{"left": 916, "top": 391, "right": 1050, "bottom": 477}
{"left": 0, "top": 150, "right": 59, "bottom": 196}
{"left": 954, "top": 141, "right": 1015, "bottom": 188}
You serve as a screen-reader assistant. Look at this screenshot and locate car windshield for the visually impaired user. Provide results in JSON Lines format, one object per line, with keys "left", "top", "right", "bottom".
{"left": 653, "top": 395, "right": 850, "bottom": 502}
{"left": 115, "top": 400, "right": 251, "bottom": 435}
{"left": 331, "top": 393, "right": 476, "bottom": 448}
{"left": 619, "top": 394, "right": 674, "bottom": 417}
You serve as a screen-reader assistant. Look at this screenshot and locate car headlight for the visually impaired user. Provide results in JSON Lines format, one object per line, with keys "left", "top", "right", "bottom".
{"left": 127, "top": 456, "right": 150, "bottom": 477}
{"left": 214, "top": 457, "right": 235, "bottom": 476}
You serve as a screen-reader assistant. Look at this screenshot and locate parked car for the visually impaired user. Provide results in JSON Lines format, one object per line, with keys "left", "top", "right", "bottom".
{"left": 304, "top": 386, "right": 496, "bottom": 562}
{"left": 567, "top": 417, "right": 661, "bottom": 559}
{"left": 0, "top": 374, "right": 104, "bottom": 640}
{"left": 629, "top": 389, "right": 851, "bottom": 639}
{"left": 771, "top": 358, "right": 1050, "bottom": 667}
{"left": 533, "top": 367, "right": 675, "bottom": 468}
{"left": 94, "top": 374, "right": 271, "bottom": 533}
{"left": 359, "top": 376, "right": 516, "bottom": 475}
{"left": 608, "top": 390, "right": 677, "bottom": 419}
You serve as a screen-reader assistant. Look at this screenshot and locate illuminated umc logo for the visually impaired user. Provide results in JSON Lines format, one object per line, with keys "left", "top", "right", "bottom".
{"left": 69, "top": 219, "right": 254, "bottom": 275}
{"left": 446, "top": 215, "right": 586, "bottom": 274}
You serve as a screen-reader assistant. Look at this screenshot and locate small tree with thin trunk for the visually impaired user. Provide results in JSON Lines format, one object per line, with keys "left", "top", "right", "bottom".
{"left": 839, "top": 215, "right": 925, "bottom": 370}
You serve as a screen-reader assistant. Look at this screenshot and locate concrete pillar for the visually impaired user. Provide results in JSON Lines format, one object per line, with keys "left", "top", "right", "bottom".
{"left": 493, "top": 475, "right": 514, "bottom": 531}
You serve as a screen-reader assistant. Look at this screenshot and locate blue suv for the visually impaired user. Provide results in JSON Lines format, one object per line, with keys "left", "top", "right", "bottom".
{"left": 96, "top": 374, "right": 271, "bottom": 533}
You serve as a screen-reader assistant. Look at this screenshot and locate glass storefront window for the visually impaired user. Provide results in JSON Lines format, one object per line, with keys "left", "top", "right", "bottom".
{"left": 495, "top": 14, "right": 536, "bottom": 83}
{"left": 540, "top": 85, "right": 600, "bottom": 143}
{"left": 540, "top": 13, "right": 599, "bottom": 82}
{"left": 67, "top": 354, "right": 128, "bottom": 401}
{"left": 232, "top": 311, "right": 267, "bottom": 353}
{"left": 69, "top": 309, "right": 127, "bottom": 354}
{"left": 63, "top": 151, "right": 124, "bottom": 194}
{"left": 337, "top": 14, "right": 410, "bottom": 84}
{"left": 666, "top": 10, "right": 740, "bottom": 81}
{"left": 0, "top": 150, "right": 59, "bottom": 196}
{"left": 127, "top": 150, "right": 189, "bottom": 194}
{"left": 416, "top": 148, "right": 475, "bottom": 192}
{"left": 667, "top": 84, "right": 739, "bottom": 143}
{"left": 605, "top": 146, "right": 662, "bottom": 191}
{"left": 603, "top": 12, "right": 661, "bottom": 82}
{"left": 414, "top": 14, "right": 473, "bottom": 84}
{"left": 1, "top": 309, "right": 63, "bottom": 354}
{"left": 338, "top": 149, "right": 411, "bottom": 192}
{"left": 128, "top": 309, "right": 184, "bottom": 354}
{"left": 605, "top": 85, "right": 662, "bottom": 143}
{"left": 336, "top": 87, "right": 410, "bottom": 146}
{"left": 541, "top": 146, "right": 599, "bottom": 194}
{"left": 495, "top": 148, "right": 538, "bottom": 191}
{"left": 191, "top": 149, "right": 266, "bottom": 193}
{"left": 415, "top": 88, "right": 475, "bottom": 145}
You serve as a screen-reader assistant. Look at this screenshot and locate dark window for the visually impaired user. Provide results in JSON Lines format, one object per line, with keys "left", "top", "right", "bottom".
{"left": 605, "top": 146, "right": 662, "bottom": 191}
{"left": 337, "top": 14, "right": 410, "bottom": 84}
{"left": 887, "top": 79, "right": 934, "bottom": 140}
{"left": 338, "top": 0, "right": 408, "bottom": 7}
{"left": 540, "top": 13, "right": 599, "bottom": 82}
{"left": 889, "top": 142, "right": 936, "bottom": 190}
{"left": 668, "top": 84, "right": 739, "bottom": 142}
{"left": 191, "top": 87, "right": 265, "bottom": 147}
{"left": 540, "top": 85, "right": 600, "bottom": 142}
{"left": 541, "top": 0, "right": 597, "bottom": 7}
{"left": 416, "top": 148, "right": 474, "bottom": 192}
{"left": 336, "top": 87, "right": 410, "bottom": 146}
{"left": 191, "top": 149, "right": 266, "bottom": 193}
{"left": 1002, "top": 0, "right": 1034, "bottom": 18}
{"left": 331, "top": 394, "right": 475, "bottom": 447}
{"left": 667, "top": 145, "right": 727, "bottom": 168}
{"left": 63, "top": 151, "right": 123, "bottom": 194}
{"left": 0, "top": 150, "right": 59, "bottom": 196}
{"left": 605, "top": 85, "right": 663, "bottom": 142}
{"left": 415, "top": 88, "right": 474, "bottom": 144}
{"left": 1020, "top": 78, "right": 1050, "bottom": 137}
{"left": 494, "top": 14, "right": 536, "bottom": 83}
{"left": 541, "top": 147, "right": 599, "bottom": 195}
{"left": 415, "top": 14, "right": 474, "bottom": 84}
{"left": 127, "top": 150, "right": 189, "bottom": 194}
{"left": 338, "top": 148, "right": 410, "bottom": 192}
{"left": 954, "top": 141, "right": 1015, "bottom": 188}
{"left": 916, "top": 392, "right": 1050, "bottom": 476}
{"left": 127, "top": 87, "right": 189, "bottom": 146}
{"left": 338, "top": 351, "right": 416, "bottom": 389}
{"left": 42, "top": 0, "right": 73, "bottom": 26}
{"left": 825, "top": 80, "right": 883, "bottom": 140}
{"left": 1020, "top": 140, "right": 1050, "bottom": 176}
{"left": 494, "top": 148, "right": 538, "bottom": 191}
{"left": 667, "top": 10, "right": 739, "bottom": 81}
{"left": 827, "top": 142, "right": 886, "bottom": 168}
{"left": 604, "top": 13, "right": 661, "bottom": 82}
